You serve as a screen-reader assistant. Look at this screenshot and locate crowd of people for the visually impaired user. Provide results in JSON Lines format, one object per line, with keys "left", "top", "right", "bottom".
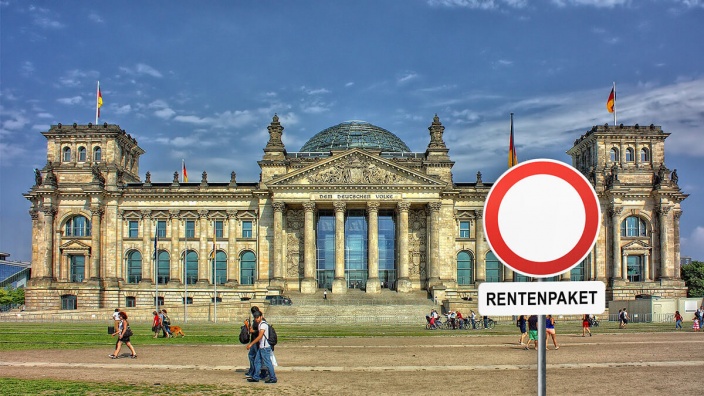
{"left": 151, "top": 309, "right": 173, "bottom": 338}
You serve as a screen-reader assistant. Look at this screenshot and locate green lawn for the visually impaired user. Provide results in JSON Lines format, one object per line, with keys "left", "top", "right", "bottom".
{"left": 0, "top": 320, "right": 680, "bottom": 351}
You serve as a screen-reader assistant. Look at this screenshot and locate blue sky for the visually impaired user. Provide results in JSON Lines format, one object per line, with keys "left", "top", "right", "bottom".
{"left": 1, "top": 0, "right": 703, "bottom": 263}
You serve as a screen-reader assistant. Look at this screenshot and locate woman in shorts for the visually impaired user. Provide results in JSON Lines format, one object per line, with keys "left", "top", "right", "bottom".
{"left": 582, "top": 314, "right": 592, "bottom": 337}
{"left": 110, "top": 311, "right": 136, "bottom": 359}
{"left": 546, "top": 315, "right": 559, "bottom": 350}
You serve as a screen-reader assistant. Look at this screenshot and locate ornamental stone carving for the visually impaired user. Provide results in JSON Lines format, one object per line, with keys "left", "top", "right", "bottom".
{"left": 307, "top": 154, "right": 402, "bottom": 185}
{"left": 272, "top": 201, "right": 286, "bottom": 213}
{"left": 333, "top": 201, "right": 346, "bottom": 213}
{"left": 408, "top": 209, "right": 427, "bottom": 278}
{"left": 285, "top": 209, "right": 304, "bottom": 277}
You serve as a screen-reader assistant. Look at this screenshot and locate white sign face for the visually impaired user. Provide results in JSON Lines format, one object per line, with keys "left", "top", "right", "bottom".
{"left": 478, "top": 281, "right": 606, "bottom": 316}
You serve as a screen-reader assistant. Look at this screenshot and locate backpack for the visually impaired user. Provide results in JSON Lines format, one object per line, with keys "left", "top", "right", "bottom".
{"left": 263, "top": 321, "right": 278, "bottom": 349}
{"left": 238, "top": 324, "right": 250, "bottom": 344}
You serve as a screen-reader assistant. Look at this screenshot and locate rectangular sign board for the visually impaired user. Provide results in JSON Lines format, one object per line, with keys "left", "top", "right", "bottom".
{"left": 478, "top": 281, "right": 606, "bottom": 316}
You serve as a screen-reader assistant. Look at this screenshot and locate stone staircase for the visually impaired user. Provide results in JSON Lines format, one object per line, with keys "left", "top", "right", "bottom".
{"left": 262, "top": 289, "right": 437, "bottom": 325}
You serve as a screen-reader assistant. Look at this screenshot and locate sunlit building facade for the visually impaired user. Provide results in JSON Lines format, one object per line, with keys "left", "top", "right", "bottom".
{"left": 24, "top": 117, "right": 688, "bottom": 310}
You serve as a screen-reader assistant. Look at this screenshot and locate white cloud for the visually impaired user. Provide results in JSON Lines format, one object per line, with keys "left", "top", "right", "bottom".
{"left": 88, "top": 12, "right": 104, "bottom": 23}
{"left": 21, "top": 61, "right": 35, "bottom": 76}
{"left": 300, "top": 86, "right": 330, "bottom": 95}
{"left": 397, "top": 72, "right": 419, "bottom": 85}
{"left": 57, "top": 69, "right": 100, "bottom": 88}
{"left": 30, "top": 6, "right": 65, "bottom": 29}
{"left": 154, "top": 107, "right": 176, "bottom": 119}
{"left": 113, "top": 104, "right": 132, "bottom": 115}
{"left": 36, "top": 112, "right": 53, "bottom": 119}
{"left": 120, "top": 64, "right": 163, "bottom": 78}
{"left": 57, "top": 96, "right": 83, "bottom": 105}
{"left": 682, "top": 226, "right": 704, "bottom": 260}
{"left": 550, "top": 0, "right": 630, "bottom": 7}
{"left": 345, "top": 82, "right": 355, "bottom": 87}
{"left": 427, "top": 0, "right": 527, "bottom": 9}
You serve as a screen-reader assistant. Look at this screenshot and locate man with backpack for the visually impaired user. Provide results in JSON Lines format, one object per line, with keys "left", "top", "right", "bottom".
{"left": 246, "top": 310, "right": 277, "bottom": 384}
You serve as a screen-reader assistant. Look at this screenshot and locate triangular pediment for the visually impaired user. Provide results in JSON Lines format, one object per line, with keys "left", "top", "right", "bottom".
{"left": 60, "top": 239, "right": 91, "bottom": 251}
{"left": 270, "top": 149, "right": 444, "bottom": 188}
{"left": 623, "top": 240, "right": 651, "bottom": 250}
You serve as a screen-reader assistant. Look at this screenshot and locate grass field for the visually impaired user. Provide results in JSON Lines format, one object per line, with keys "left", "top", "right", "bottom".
{"left": 0, "top": 319, "right": 679, "bottom": 351}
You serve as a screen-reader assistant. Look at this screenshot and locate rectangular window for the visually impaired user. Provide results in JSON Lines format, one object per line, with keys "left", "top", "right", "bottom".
{"left": 128, "top": 221, "right": 139, "bottom": 238}
{"left": 157, "top": 220, "right": 167, "bottom": 238}
{"left": 214, "top": 220, "right": 224, "bottom": 238}
{"left": 61, "top": 295, "right": 77, "bottom": 310}
{"left": 242, "top": 221, "right": 252, "bottom": 238}
{"left": 459, "top": 221, "right": 470, "bottom": 238}
{"left": 69, "top": 255, "right": 85, "bottom": 282}
{"left": 627, "top": 255, "right": 642, "bottom": 282}
{"left": 185, "top": 220, "right": 195, "bottom": 238}
{"left": 125, "top": 296, "right": 136, "bottom": 307}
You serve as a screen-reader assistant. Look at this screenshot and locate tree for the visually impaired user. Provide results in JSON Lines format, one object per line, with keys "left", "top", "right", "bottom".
{"left": 681, "top": 261, "right": 704, "bottom": 298}
{"left": 0, "top": 286, "right": 25, "bottom": 306}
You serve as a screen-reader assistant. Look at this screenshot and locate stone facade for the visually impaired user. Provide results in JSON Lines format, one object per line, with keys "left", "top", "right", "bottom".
{"left": 23, "top": 117, "right": 688, "bottom": 311}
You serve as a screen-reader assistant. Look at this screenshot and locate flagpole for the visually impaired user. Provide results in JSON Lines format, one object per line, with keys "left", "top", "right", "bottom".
{"left": 612, "top": 82, "right": 617, "bottom": 126}
{"left": 95, "top": 81, "right": 100, "bottom": 125}
{"left": 154, "top": 222, "right": 158, "bottom": 313}
{"left": 213, "top": 221, "right": 217, "bottom": 324}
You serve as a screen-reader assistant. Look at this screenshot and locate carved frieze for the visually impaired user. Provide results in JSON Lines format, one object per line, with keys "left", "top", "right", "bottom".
{"left": 285, "top": 209, "right": 304, "bottom": 277}
{"left": 408, "top": 209, "right": 427, "bottom": 279}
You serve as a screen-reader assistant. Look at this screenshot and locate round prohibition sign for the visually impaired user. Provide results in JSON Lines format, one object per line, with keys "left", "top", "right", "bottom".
{"left": 483, "top": 159, "right": 601, "bottom": 277}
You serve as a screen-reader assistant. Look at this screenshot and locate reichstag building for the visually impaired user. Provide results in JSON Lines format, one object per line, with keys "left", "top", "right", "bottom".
{"left": 24, "top": 115, "right": 688, "bottom": 310}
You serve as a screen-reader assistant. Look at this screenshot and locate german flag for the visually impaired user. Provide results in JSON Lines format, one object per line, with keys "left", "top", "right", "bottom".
{"left": 606, "top": 87, "right": 615, "bottom": 113}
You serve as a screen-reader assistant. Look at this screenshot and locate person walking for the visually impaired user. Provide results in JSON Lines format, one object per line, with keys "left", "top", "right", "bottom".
{"left": 582, "top": 314, "right": 592, "bottom": 337}
{"left": 160, "top": 309, "right": 172, "bottom": 338}
{"left": 693, "top": 314, "right": 701, "bottom": 332}
{"left": 110, "top": 311, "right": 136, "bottom": 359}
{"left": 323, "top": 290, "right": 327, "bottom": 300}
{"left": 245, "top": 306, "right": 263, "bottom": 380}
{"left": 621, "top": 308, "right": 630, "bottom": 328}
{"left": 618, "top": 309, "right": 623, "bottom": 328}
{"left": 470, "top": 310, "right": 477, "bottom": 330}
{"left": 517, "top": 315, "right": 528, "bottom": 345}
{"left": 675, "top": 311, "right": 683, "bottom": 330}
{"left": 527, "top": 315, "right": 539, "bottom": 350}
{"left": 112, "top": 308, "right": 121, "bottom": 332}
{"left": 545, "top": 315, "right": 559, "bottom": 350}
{"left": 247, "top": 310, "right": 277, "bottom": 384}
{"left": 152, "top": 310, "right": 161, "bottom": 338}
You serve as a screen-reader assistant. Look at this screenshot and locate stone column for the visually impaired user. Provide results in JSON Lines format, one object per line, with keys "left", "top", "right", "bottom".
{"left": 643, "top": 254, "right": 650, "bottom": 281}
{"left": 674, "top": 210, "right": 682, "bottom": 279}
{"left": 226, "top": 210, "right": 238, "bottom": 284}
{"left": 622, "top": 253, "right": 628, "bottom": 281}
{"left": 89, "top": 206, "right": 103, "bottom": 281}
{"left": 396, "top": 201, "right": 412, "bottom": 293}
{"left": 41, "top": 206, "right": 56, "bottom": 281}
{"left": 475, "top": 209, "right": 486, "bottom": 283}
{"left": 560, "top": 270, "right": 570, "bottom": 281}
{"left": 141, "top": 210, "right": 152, "bottom": 283}
{"left": 270, "top": 202, "right": 286, "bottom": 288}
{"left": 197, "top": 210, "right": 209, "bottom": 284}
{"left": 169, "top": 210, "right": 181, "bottom": 283}
{"left": 332, "top": 201, "right": 347, "bottom": 294}
{"left": 366, "top": 201, "right": 381, "bottom": 293}
{"left": 300, "top": 202, "right": 317, "bottom": 293}
{"left": 659, "top": 205, "right": 671, "bottom": 279}
{"left": 427, "top": 202, "right": 442, "bottom": 288}
{"left": 611, "top": 207, "right": 623, "bottom": 280}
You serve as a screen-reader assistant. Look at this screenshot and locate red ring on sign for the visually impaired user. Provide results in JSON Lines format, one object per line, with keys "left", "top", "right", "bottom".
{"left": 484, "top": 160, "right": 601, "bottom": 277}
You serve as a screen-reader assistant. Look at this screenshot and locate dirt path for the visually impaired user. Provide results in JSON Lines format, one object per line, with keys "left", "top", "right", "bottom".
{"left": 2, "top": 332, "right": 703, "bottom": 395}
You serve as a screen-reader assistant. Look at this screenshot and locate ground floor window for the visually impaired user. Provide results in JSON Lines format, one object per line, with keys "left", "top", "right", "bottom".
{"left": 154, "top": 296, "right": 164, "bottom": 307}
{"left": 182, "top": 297, "right": 193, "bottom": 304}
{"left": 457, "top": 251, "right": 473, "bottom": 285}
{"left": 240, "top": 251, "right": 256, "bottom": 285}
{"left": 69, "top": 255, "right": 85, "bottom": 282}
{"left": 125, "top": 296, "right": 136, "bottom": 307}
{"left": 61, "top": 294, "right": 77, "bottom": 310}
{"left": 214, "top": 251, "right": 227, "bottom": 284}
{"left": 627, "top": 255, "right": 643, "bottom": 282}
{"left": 485, "top": 252, "right": 502, "bottom": 282}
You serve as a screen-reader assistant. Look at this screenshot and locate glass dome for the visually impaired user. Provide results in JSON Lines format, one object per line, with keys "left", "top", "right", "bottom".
{"left": 300, "top": 121, "right": 411, "bottom": 152}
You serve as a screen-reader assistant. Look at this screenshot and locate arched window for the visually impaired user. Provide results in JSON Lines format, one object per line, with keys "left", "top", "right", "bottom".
{"left": 609, "top": 148, "right": 618, "bottom": 162}
{"left": 214, "top": 251, "right": 227, "bottom": 284}
{"left": 621, "top": 216, "right": 647, "bottom": 237}
{"left": 485, "top": 251, "right": 502, "bottom": 282}
{"left": 62, "top": 146, "right": 71, "bottom": 162}
{"left": 457, "top": 251, "right": 473, "bottom": 285}
{"left": 127, "top": 251, "right": 142, "bottom": 284}
{"left": 240, "top": 251, "right": 256, "bottom": 285}
{"left": 157, "top": 251, "right": 170, "bottom": 284}
{"left": 77, "top": 146, "right": 87, "bottom": 162}
{"left": 93, "top": 146, "right": 102, "bottom": 162}
{"left": 625, "top": 148, "right": 634, "bottom": 162}
{"left": 640, "top": 148, "right": 649, "bottom": 162}
{"left": 185, "top": 250, "right": 198, "bottom": 285}
{"left": 65, "top": 215, "right": 91, "bottom": 237}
